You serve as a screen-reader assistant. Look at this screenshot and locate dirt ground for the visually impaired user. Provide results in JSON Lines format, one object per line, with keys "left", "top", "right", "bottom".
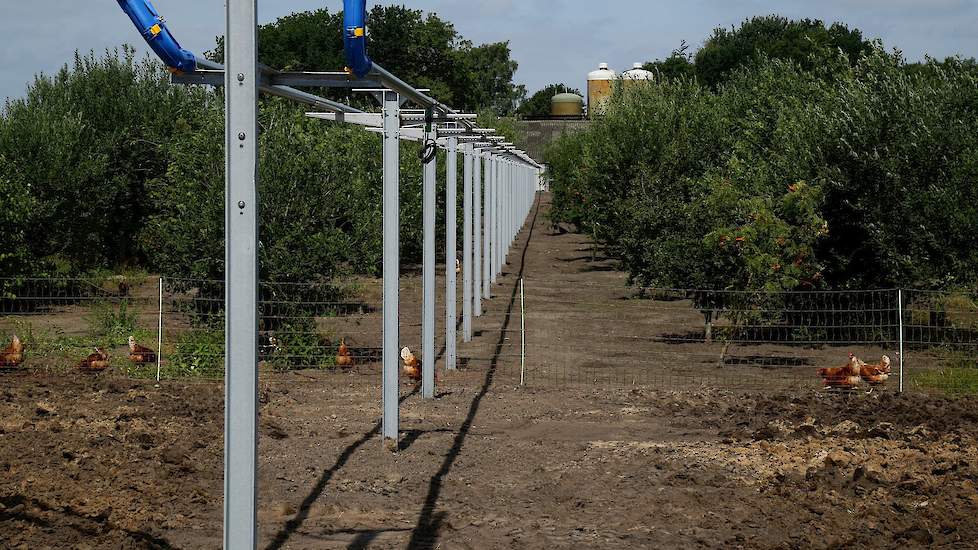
{"left": 2, "top": 194, "right": 978, "bottom": 549}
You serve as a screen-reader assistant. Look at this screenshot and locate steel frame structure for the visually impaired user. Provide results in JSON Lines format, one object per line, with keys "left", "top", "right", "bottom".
{"left": 124, "top": 1, "right": 540, "bottom": 546}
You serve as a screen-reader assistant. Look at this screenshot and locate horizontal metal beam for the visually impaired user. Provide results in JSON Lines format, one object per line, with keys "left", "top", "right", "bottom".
{"left": 183, "top": 58, "right": 363, "bottom": 114}
{"left": 172, "top": 69, "right": 381, "bottom": 89}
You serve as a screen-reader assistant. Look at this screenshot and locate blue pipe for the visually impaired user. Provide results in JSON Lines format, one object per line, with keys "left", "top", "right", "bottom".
{"left": 343, "top": 0, "right": 373, "bottom": 78}
{"left": 117, "top": 0, "right": 197, "bottom": 74}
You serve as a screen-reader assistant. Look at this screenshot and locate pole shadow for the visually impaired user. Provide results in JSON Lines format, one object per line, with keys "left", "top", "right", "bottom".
{"left": 405, "top": 194, "right": 543, "bottom": 550}
{"left": 265, "top": 387, "right": 420, "bottom": 550}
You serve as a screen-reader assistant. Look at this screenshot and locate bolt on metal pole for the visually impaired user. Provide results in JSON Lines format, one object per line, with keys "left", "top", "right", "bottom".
{"left": 445, "top": 137, "right": 458, "bottom": 370}
{"left": 462, "top": 145, "right": 473, "bottom": 341}
{"left": 382, "top": 91, "right": 401, "bottom": 445}
{"left": 422, "top": 148, "right": 436, "bottom": 399}
{"left": 224, "top": 0, "right": 259, "bottom": 546}
{"left": 483, "top": 153, "right": 492, "bottom": 298}
{"left": 473, "top": 152, "right": 484, "bottom": 316}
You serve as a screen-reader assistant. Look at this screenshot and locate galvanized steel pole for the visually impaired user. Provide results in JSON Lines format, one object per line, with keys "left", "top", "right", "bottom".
{"left": 422, "top": 149, "right": 436, "bottom": 399}
{"left": 483, "top": 153, "right": 492, "bottom": 298}
{"left": 223, "top": 0, "right": 259, "bottom": 546}
{"left": 490, "top": 156, "right": 499, "bottom": 285}
{"left": 462, "top": 144, "right": 473, "bottom": 342}
{"left": 445, "top": 137, "right": 458, "bottom": 370}
{"left": 382, "top": 91, "right": 401, "bottom": 445}
{"left": 474, "top": 152, "right": 484, "bottom": 315}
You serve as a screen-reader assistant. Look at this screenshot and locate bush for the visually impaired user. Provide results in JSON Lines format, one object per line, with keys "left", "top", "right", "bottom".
{"left": 547, "top": 48, "right": 978, "bottom": 294}
{"left": 168, "top": 329, "right": 224, "bottom": 378}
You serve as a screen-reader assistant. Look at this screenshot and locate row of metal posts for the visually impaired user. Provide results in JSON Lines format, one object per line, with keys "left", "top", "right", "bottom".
{"left": 221, "top": 17, "right": 538, "bottom": 536}
{"left": 382, "top": 94, "right": 539, "bottom": 446}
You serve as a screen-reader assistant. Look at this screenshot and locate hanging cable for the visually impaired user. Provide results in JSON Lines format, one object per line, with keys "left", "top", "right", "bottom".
{"left": 419, "top": 106, "right": 437, "bottom": 164}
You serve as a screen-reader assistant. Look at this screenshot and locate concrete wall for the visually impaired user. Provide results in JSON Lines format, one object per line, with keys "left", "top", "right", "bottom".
{"left": 515, "top": 119, "right": 591, "bottom": 164}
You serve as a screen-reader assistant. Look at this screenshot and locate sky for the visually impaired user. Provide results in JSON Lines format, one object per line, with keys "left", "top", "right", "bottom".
{"left": 2, "top": 0, "right": 976, "bottom": 103}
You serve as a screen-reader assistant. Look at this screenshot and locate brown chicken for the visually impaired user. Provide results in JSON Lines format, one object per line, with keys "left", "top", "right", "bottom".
{"left": 0, "top": 334, "right": 24, "bottom": 368}
{"left": 128, "top": 336, "right": 157, "bottom": 365}
{"left": 859, "top": 355, "right": 892, "bottom": 386}
{"left": 336, "top": 338, "right": 354, "bottom": 368}
{"left": 401, "top": 347, "right": 422, "bottom": 384}
{"left": 818, "top": 354, "right": 861, "bottom": 389}
{"left": 78, "top": 348, "right": 110, "bottom": 372}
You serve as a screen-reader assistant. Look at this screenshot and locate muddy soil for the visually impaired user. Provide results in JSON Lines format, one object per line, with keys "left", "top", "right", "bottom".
{"left": 2, "top": 374, "right": 978, "bottom": 549}
{"left": 2, "top": 194, "right": 977, "bottom": 549}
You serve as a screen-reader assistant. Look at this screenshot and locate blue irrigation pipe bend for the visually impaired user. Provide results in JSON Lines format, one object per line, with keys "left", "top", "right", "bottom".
{"left": 116, "top": 0, "right": 196, "bottom": 74}
{"left": 344, "top": 0, "right": 373, "bottom": 77}
{"left": 343, "top": 0, "right": 540, "bottom": 168}
{"left": 117, "top": 1, "right": 362, "bottom": 114}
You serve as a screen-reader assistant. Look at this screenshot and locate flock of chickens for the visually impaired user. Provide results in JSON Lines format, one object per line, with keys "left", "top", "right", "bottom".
{"left": 1, "top": 331, "right": 427, "bottom": 382}
{"left": 1, "top": 334, "right": 158, "bottom": 372}
{"left": 817, "top": 353, "right": 892, "bottom": 390}
{"left": 5, "top": 330, "right": 891, "bottom": 391}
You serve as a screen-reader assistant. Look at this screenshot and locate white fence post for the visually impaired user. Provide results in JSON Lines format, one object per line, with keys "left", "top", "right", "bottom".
{"left": 898, "top": 288, "right": 905, "bottom": 393}
{"left": 157, "top": 276, "right": 163, "bottom": 382}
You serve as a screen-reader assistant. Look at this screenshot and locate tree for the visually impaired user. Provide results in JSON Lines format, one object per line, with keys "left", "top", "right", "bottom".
{"left": 517, "top": 83, "right": 582, "bottom": 118}
{"left": 548, "top": 47, "right": 978, "bottom": 293}
{"left": 693, "top": 16, "right": 873, "bottom": 87}
{"left": 643, "top": 41, "right": 696, "bottom": 82}
{"left": 0, "top": 48, "right": 215, "bottom": 278}
{"left": 209, "top": 6, "right": 523, "bottom": 114}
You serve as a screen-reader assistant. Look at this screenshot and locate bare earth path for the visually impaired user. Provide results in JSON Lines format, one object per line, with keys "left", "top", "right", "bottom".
{"left": 2, "top": 194, "right": 978, "bottom": 549}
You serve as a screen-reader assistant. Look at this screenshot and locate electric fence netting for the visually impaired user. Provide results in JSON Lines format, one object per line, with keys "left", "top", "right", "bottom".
{"left": 515, "top": 280, "right": 978, "bottom": 394}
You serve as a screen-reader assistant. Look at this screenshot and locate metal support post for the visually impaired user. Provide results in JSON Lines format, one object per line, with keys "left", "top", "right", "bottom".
{"left": 445, "top": 137, "right": 458, "bottom": 370}
{"left": 493, "top": 157, "right": 499, "bottom": 280}
{"left": 462, "top": 145, "right": 473, "bottom": 341}
{"left": 490, "top": 156, "right": 498, "bottom": 285}
{"left": 382, "top": 91, "right": 401, "bottom": 444}
{"left": 483, "top": 153, "right": 492, "bottom": 298}
{"left": 474, "top": 152, "right": 484, "bottom": 315}
{"left": 224, "top": 0, "right": 259, "bottom": 546}
{"left": 422, "top": 148, "right": 436, "bottom": 399}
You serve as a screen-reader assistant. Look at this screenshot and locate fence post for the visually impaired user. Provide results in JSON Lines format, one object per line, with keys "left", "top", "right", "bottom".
{"left": 157, "top": 277, "right": 163, "bottom": 382}
{"left": 520, "top": 278, "right": 526, "bottom": 386}
{"left": 898, "top": 288, "right": 905, "bottom": 393}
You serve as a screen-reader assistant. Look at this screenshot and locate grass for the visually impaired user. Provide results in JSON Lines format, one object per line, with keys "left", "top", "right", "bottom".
{"left": 87, "top": 299, "right": 152, "bottom": 347}
{"left": 911, "top": 368, "right": 978, "bottom": 396}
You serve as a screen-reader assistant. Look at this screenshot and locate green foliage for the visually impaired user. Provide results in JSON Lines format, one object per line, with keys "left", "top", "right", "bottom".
{"left": 210, "top": 6, "right": 524, "bottom": 114}
{"left": 0, "top": 7, "right": 523, "bottom": 286}
{"left": 169, "top": 329, "right": 224, "bottom": 378}
{"left": 0, "top": 48, "right": 217, "bottom": 280}
{"left": 643, "top": 41, "right": 696, "bottom": 82}
{"left": 518, "top": 83, "right": 583, "bottom": 118}
{"left": 912, "top": 367, "right": 978, "bottom": 396}
{"left": 548, "top": 47, "right": 978, "bottom": 294}
{"left": 87, "top": 299, "right": 149, "bottom": 347}
{"left": 265, "top": 315, "right": 333, "bottom": 371}
{"left": 693, "top": 16, "right": 873, "bottom": 87}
